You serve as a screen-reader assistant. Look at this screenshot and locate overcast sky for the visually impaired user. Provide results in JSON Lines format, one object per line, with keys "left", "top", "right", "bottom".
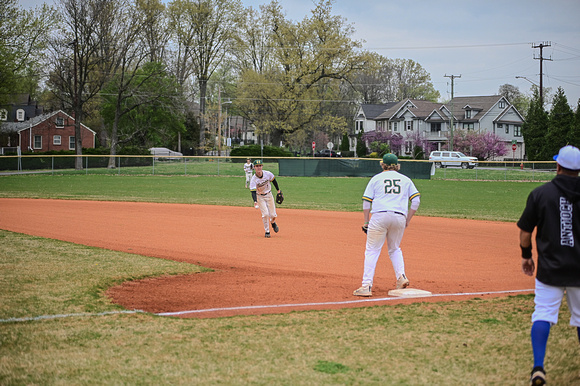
{"left": 19, "top": 0, "right": 580, "bottom": 107}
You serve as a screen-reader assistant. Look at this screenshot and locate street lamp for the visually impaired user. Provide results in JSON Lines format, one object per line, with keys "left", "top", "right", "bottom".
{"left": 515, "top": 76, "right": 538, "bottom": 87}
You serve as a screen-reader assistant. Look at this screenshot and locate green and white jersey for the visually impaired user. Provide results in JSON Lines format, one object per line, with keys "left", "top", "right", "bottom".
{"left": 362, "top": 170, "right": 420, "bottom": 215}
{"left": 250, "top": 170, "right": 275, "bottom": 195}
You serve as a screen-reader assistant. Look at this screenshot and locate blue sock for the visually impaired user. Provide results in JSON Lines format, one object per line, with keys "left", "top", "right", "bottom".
{"left": 531, "top": 321, "right": 551, "bottom": 368}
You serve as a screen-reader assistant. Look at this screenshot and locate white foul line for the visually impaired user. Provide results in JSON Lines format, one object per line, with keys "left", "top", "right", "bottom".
{"left": 156, "top": 288, "right": 535, "bottom": 317}
{"left": 0, "top": 289, "right": 533, "bottom": 323}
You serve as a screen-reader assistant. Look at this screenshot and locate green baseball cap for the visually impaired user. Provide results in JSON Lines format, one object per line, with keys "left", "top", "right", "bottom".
{"left": 253, "top": 159, "right": 263, "bottom": 166}
{"left": 382, "top": 153, "right": 398, "bottom": 165}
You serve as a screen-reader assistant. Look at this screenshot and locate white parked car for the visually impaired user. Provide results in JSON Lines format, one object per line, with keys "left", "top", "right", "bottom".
{"left": 149, "top": 147, "right": 183, "bottom": 159}
{"left": 429, "top": 151, "right": 478, "bottom": 169}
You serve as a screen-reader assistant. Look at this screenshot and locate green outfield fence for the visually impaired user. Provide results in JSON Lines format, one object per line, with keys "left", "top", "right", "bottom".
{"left": 0, "top": 155, "right": 558, "bottom": 182}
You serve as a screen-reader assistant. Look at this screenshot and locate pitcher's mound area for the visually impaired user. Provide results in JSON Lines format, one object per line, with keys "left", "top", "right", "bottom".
{"left": 0, "top": 199, "right": 535, "bottom": 318}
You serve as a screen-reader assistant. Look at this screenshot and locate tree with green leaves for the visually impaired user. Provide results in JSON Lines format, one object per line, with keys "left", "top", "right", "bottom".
{"left": 498, "top": 83, "right": 530, "bottom": 117}
{"left": 0, "top": 0, "right": 54, "bottom": 104}
{"left": 101, "top": 62, "right": 185, "bottom": 154}
{"left": 545, "top": 87, "right": 574, "bottom": 158}
{"left": 522, "top": 88, "right": 549, "bottom": 161}
{"left": 570, "top": 99, "right": 580, "bottom": 148}
{"left": 352, "top": 53, "right": 440, "bottom": 103}
{"left": 235, "top": 0, "right": 366, "bottom": 147}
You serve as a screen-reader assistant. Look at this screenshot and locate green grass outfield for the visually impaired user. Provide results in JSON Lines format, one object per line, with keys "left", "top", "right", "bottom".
{"left": 1, "top": 174, "right": 578, "bottom": 384}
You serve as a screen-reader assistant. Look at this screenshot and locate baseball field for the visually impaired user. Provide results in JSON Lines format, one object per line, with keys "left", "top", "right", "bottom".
{"left": 0, "top": 172, "right": 578, "bottom": 384}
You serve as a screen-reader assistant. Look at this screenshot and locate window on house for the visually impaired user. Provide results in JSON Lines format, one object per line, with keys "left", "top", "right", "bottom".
{"left": 56, "top": 117, "right": 64, "bottom": 128}
{"left": 514, "top": 125, "right": 521, "bottom": 136}
{"left": 392, "top": 122, "right": 398, "bottom": 131}
{"left": 497, "top": 123, "right": 503, "bottom": 129}
{"left": 0, "top": 109, "right": 7, "bottom": 121}
{"left": 405, "top": 141, "right": 413, "bottom": 153}
{"left": 463, "top": 123, "right": 474, "bottom": 130}
{"left": 16, "top": 109, "right": 25, "bottom": 122}
{"left": 499, "top": 101, "right": 505, "bottom": 108}
{"left": 465, "top": 110, "right": 472, "bottom": 119}
{"left": 69, "top": 136, "right": 75, "bottom": 150}
{"left": 53, "top": 135, "right": 62, "bottom": 145}
{"left": 430, "top": 122, "right": 441, "bottom": 132}
{"left": 34, "top": 135, "right": 42, "bottom": 149}
{"left": 505, "top": 125, "right": 510, "bottom": 134}
{"left": 406, "top": 121, "right": 413, "bottom": 131}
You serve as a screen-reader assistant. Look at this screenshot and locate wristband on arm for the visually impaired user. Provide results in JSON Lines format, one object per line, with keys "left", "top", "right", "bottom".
{"left": 520, "top": 245, "right": 532, "bottom": 259}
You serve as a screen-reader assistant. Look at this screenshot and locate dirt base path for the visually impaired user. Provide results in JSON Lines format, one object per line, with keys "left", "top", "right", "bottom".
{"left": 0, "top": 198, "right": 534, "bottom": 318}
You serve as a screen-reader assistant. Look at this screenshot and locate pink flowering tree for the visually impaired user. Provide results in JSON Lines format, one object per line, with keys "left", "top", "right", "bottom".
{"left": 405, "top": 131, "right": 436, "bottom": 159}
{"left": 361, "top": 131, "right": 405, "bottom": 156}
{"left": 450, "top": 129, "right": 508, "bottom": 160}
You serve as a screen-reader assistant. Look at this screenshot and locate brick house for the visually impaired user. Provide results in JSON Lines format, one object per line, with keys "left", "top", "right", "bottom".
{"left": 1, "top": 110, "right": 95, "bottom": 153}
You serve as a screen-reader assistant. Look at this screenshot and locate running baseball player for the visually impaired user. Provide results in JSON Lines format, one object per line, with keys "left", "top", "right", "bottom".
{"left": 517, "top": 145, "right": 580, "bottom": 386}
{"left": 353, "top": 153, "right": 420, "bottom": 297}
{"left": 249, "top": 160, "right": 281, "bottom": 238}
{"left": 243, "top": 158, "right": 253, "bottom": 188}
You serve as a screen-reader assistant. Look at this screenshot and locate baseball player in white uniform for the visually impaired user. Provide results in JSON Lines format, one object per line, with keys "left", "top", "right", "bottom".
{"left": 354, "top": 153, "right": 421, "bottom": 297}
{"left": 243, "top": 158, "right": 253, "bottom": 188}
{"left": 249, "top": 159, "right": 281, "bottom": 238}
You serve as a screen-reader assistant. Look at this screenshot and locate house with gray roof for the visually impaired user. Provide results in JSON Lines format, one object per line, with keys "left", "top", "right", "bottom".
{"left": 353, "top": 95, "right": 525, "bottom": 160}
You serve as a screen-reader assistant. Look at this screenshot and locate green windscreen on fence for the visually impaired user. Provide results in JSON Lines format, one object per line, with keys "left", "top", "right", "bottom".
{"left": 278, "top": 159, "right": 433, "bottom": 179}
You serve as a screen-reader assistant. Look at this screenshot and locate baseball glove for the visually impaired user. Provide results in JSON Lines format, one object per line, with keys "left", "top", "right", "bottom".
{"left": 362, "top": 224, "right": 368, "bottom": 234}
{"left": 276, "top": 191, "right": 284, "bottom": 205}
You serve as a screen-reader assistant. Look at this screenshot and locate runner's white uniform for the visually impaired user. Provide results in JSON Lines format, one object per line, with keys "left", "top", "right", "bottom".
{"left": 361, "top": 170, "right": 420, "bottom": 287}
{"left": 249, "top": 170, "right": 277, "bottom": 233}
{"left": 243, "top": 162, "right": 253, "bottom": 188}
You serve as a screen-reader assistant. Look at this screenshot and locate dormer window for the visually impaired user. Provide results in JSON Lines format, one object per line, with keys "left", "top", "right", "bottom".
{"left": 465, "top": 110, "right": 472, "bottom": 119}
{"left": 56, "top": 117, "right": 64, "bottom": 128}
{"left": 0, "top": 109, "right": 7, "bottom": 121}
{"left": 499, "top": 100, "right": 506, "bottom": 109}
{"left": 16, "top": 109, "right": 25, "bottom": 121}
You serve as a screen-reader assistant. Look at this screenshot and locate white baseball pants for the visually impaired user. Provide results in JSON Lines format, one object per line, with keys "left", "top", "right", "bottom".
{"left": 361, "top": 211, "right": 406, "bottom": 287}
{"left": 257, "top": 192, "right": 277, "bottom": 232}
{"left": 532, "top": 279, "right": 580, "bottom": 327}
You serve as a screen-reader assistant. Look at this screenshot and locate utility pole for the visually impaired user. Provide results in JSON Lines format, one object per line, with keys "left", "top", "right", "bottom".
{"left": 532, "top": 42, "right": 552, "bottom": 107}
{"left": 444, "top": 74, "right": 461, "bottom": 151}
{"left": 218, "top": 85, "right": 222, "bottom": 156}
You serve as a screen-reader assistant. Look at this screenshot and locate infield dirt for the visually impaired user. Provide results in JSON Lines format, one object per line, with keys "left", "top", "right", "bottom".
{"left": 0, "top": 198, "right": 534, "bottom": 318}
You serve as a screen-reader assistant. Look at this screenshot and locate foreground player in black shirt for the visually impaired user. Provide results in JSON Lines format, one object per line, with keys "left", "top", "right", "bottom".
{"left": 517, "top": 145, "right": 580, "bottom": 386}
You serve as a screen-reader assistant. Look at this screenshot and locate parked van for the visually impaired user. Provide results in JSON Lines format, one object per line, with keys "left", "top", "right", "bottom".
{"left": 429, "top": 151, "right": 478, "bottom": 169}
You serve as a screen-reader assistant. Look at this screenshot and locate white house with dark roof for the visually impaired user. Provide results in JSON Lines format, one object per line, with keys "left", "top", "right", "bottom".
{"left": 354, "top": 95, "right": 526, "bottom": 160}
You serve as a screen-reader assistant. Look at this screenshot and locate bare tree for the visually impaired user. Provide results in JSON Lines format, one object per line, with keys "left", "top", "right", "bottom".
{"left": 47, "top": 0, "right": 122, "bottom": 169}
{"left": 167, "top": 0, "right": 242, "bottom": 155}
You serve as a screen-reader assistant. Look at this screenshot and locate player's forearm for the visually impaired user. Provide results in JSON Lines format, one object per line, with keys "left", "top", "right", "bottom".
{"left": 271, "top": 178, "right": 280, "bottom": 192}
{"left": 520, "top": 230, "right": 532, "bottom": 248}
{"left": 363, "top": 208, "right": 371, "bottom": 224}
{"left": 406, "top": 208, "right": 417, "bottom": 227}
{"left": 251, "top": 191, "right": 257, "bottom": 202}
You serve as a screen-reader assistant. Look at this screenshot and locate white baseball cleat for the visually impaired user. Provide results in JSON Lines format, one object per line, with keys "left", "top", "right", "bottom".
{"left": 396, "top": 274, "right": 410, "bottom": 289}
{"left": 353, "top": 285, "right": 372, "bottom": 297}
